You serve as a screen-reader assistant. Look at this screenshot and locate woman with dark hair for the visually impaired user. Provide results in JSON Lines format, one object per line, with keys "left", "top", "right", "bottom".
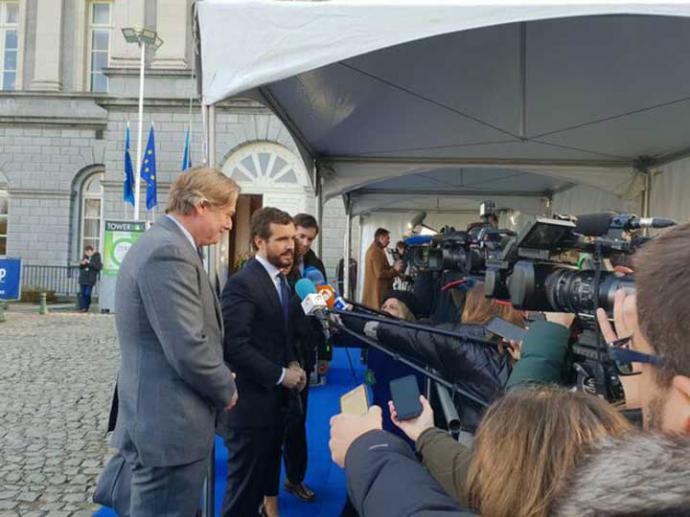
{"left": 365, "top": 290, "right": 426, "bottom": 444}
{"left": 360, "top": 282, "right": 525, "bottom": 431}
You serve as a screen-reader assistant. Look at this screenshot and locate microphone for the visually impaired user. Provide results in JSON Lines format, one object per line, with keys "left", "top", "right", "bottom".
{"left": 316, "top": 284, "right": 336, "bottom": 309}
{"left": 575, "top": 213, "right": 614, "bottom": 237}
{"left": 575, "top": 212, "right": 676, "bottom": 236}
{"left": 611, "top": 214, "right": 676, "bottom": 231}
{"left": 304, "top": 266, "right": 326, "bottom": 286}
{"left": 295, "top": 278, "right": 328, "bottom": 320}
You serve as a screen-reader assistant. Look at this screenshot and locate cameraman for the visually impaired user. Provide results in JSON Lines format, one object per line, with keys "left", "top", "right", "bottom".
{"left": 594, "top": 223, "right": 690, "bottom": 434}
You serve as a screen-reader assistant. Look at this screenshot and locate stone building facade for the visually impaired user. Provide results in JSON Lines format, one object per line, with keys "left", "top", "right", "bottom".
{"left": 0, "top": 0, "right": 358, "bottom": 283}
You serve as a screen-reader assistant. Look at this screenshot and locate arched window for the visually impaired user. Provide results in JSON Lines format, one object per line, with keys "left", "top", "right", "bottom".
{"left": 80, "top": 172, "right": 103, "bottom": 253}
{"left": 222, "top": 141, "right": 313, "bottom": 215}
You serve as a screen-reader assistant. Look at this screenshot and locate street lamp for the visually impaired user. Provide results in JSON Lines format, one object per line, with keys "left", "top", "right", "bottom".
{"left": 122, "top": 27, "right": 163, "bottom": 220}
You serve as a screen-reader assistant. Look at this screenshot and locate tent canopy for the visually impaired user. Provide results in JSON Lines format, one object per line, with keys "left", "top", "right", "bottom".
{"left": 196, "top": 1, "right": 690, "bottom": 211}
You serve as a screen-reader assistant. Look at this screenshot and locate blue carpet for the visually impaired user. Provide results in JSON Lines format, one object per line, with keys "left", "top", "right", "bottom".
{"left": 95, "top": 346, "right": 364, "bottom": 516}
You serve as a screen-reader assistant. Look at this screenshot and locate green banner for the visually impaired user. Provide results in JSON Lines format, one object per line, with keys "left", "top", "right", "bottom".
{"left": 103, "top": 220, "right": 146, "bottom": 276}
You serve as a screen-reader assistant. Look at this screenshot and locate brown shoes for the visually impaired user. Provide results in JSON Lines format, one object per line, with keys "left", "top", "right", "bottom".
{"left": 284, "top": 481, "right": 316, "bottom": 502}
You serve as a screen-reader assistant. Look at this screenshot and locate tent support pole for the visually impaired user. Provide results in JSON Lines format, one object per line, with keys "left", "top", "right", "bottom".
{"left": 201, "top": 102, "right": 217, "bottom": 517}
{"left": 314, "top": 164, "right": 323, "bottom": 258}
{"left": 343, "top": 194, "right": 352, "bottom": 298}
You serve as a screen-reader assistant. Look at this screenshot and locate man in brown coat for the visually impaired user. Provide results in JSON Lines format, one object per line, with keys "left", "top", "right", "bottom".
{"left": 362, "top": 228, "right": 402, "bottom": 309}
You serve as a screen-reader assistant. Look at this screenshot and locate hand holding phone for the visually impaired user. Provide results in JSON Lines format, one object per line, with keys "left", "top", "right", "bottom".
{"left": 389, "top": 375, "right": 422, "bottom": 420}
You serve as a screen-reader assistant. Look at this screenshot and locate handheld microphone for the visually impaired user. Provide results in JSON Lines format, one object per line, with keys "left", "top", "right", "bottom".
{"left": 304, "top": 267, "right": 326, "bottom": 286}
{"left": 316, "top": 284, "right": 336, "bottom": 309}
{"left": 295, "top": 278, "right": 328, "bottom": 319}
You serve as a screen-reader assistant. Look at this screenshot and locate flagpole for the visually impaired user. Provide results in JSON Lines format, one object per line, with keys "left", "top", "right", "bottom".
{"left": 134, "top": 42, "right": 146, "bottom": 221}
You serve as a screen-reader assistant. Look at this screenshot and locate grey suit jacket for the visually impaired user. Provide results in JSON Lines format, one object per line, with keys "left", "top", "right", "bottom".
{"left": 111, "top": 216, "right": 235, "bottom": 467}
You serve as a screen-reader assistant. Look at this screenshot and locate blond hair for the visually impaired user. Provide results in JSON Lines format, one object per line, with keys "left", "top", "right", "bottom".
{"left": 466, "top": 386, "right": 632, "bottom": 517}
{"left": 166, "top": 166, "right": 239, "bottom": 215}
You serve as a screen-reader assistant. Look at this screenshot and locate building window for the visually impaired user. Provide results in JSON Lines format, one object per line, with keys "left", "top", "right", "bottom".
{"left": 88, "top": 2, "right": 110, "bottom": 93}
{"left": 0, "top": 190, "right": 8, "bottom": 256}
{"left": 80, "top": 173, "right": 103, "bottom": 253}
{"left": 0, "top": 1, "right": 18, "bottom": 91}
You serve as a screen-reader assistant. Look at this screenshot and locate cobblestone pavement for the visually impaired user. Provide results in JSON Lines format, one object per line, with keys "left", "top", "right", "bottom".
{"left": 0, "top": 311, "right": 119, "bottom": 516}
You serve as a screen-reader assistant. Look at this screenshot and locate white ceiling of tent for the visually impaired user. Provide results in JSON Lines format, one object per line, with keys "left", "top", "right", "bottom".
{"left": 196, "top": 3, "right": 690, "bottom": 210}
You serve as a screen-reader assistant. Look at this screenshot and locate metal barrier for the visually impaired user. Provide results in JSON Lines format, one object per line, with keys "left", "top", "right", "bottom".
{"left": 21, "top": 265, "right": 99, "bottom": 297}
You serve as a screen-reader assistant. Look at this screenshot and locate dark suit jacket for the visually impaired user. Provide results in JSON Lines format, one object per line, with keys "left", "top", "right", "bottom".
{"left": 78, "top": 252, "right": 102, "bottom": 286}
{"left": 218, "top": 258, "right": 297, "bottom": 430}
{"left": 112, "top": 216, "right": 235, "bottom": 467}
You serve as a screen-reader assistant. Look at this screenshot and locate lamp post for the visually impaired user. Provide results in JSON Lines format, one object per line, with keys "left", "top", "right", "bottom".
{"left": 122, "top": 27, "right": 163, "bottom": 220}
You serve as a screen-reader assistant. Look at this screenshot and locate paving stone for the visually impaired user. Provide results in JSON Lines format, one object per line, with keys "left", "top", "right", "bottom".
{"left": 0, "top": 314, "right": 119, "bottom": 517}
{"left": 38, "top": 503, "right": 64, "bottom": 511}
{"left": 17, "top": 491, "right": 40, "bottom": 502}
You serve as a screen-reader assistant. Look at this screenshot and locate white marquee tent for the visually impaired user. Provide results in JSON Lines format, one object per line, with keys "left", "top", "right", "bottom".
{"left": 194, "top": 0, "right": 690, "bottom": 293}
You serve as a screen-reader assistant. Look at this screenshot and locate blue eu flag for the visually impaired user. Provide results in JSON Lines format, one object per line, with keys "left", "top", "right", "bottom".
{"left": 123, "top": 124, "right": 135, "bottom": 206}
{"left": 181, "top": 127, "right": 192, "bottom": 171}
{"left": 141, "top": 123, "right": 158, "bottom": 210}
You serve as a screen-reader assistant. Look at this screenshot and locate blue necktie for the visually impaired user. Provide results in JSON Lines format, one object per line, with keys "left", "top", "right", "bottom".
{"left": 279, "top": 274, "right": 290, "bottom": 322}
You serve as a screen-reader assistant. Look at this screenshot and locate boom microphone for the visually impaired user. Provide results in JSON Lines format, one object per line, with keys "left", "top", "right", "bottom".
{"left": 574, "top": 213, "right": 614, "bottom": 237}
{"left": 575, "top": 212, "right": 677, "bottom": 237}
{"left": 611, "top": 214, "right": 676, "bottom": 231}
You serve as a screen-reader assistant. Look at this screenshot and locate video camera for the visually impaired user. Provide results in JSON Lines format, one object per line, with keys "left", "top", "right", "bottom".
{"left": 483, "top": 213, "right": 673, "bottom": 314}
{"left": 482, "top": 212, "right": 674, "bottom": 402}
{"left": 405, "top": 201, "right": 515, "bottom": 276}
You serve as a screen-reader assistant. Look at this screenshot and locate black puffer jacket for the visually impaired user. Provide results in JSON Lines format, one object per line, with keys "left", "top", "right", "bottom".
{"left": 375, "top": 322, "right": 510, "bottom": 430}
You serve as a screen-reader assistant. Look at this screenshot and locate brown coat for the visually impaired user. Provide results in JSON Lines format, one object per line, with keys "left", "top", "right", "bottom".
{"left": 362, "top": 241, "right": 398, "bottom": 309}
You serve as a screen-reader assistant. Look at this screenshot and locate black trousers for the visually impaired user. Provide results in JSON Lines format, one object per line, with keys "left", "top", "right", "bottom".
{"left": 283, "top": 383, "right": 310, "bottom": 484}
{"left": 222, "top": 426, "right": 283, "bottom": 517}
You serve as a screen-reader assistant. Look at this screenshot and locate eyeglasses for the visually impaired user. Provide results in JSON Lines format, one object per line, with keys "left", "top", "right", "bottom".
{"left": 607, "top": 335, "right": 665, "bottom": 375}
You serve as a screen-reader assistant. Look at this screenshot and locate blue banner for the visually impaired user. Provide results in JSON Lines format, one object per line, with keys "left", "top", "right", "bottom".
{"left": 0, "top": 257, "right": 22, "bottom": 300}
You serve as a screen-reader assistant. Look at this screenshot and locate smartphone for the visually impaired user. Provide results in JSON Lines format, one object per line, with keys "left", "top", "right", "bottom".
{"left": 487, "top": 317, "right": 527, "bottom": 343}
{"left": 389, "top": 375, "right": 423, "bottom": 420}
{"left": 340, "top": 384, "right": 369, "bottom": 416}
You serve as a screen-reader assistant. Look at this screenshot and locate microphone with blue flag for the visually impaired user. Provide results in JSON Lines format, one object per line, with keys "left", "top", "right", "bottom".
{"left": 123, "top": 123, "right": 135, "bottom": 206}
{"left": 181, "top": 127, "right": 192, "bottom": 171}
{"left": 141, "top": 123, "right": 158, "bottom": 210}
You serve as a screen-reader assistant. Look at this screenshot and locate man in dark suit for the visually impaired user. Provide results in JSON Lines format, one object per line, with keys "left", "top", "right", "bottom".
{"left": 219, "top": 207, "right": 306, "bottom": 517}
{"left": 95, "top": 167, "right": 240, "bottom": 516}
{"left": 283, "top": 213, "right": 332, "bottom": 503}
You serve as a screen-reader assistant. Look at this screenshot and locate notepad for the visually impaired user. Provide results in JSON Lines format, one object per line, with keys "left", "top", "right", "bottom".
{"left": 340, "top": 384, "right": 370, "bottom": 416}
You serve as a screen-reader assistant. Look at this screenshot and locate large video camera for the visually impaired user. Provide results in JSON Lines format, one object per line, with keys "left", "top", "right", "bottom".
{"left": 483, "top": 212, "right": 674, "bottom": 402}
{"left": 483, "top": 213, "right": 674, "bottom": 314}
{"left": 406, "top": 201, "right": 515, "bottom": 276}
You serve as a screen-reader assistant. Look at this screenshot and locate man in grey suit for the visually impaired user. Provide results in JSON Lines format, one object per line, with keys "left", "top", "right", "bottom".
{"left": 95, "top": 167, "right": 240, "bottom": 516}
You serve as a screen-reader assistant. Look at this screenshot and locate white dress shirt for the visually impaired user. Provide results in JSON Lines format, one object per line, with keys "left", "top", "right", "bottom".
{"left": 166, "top": 214, "right": 197, "bottom": 251}
{"left": 254, "top": 253, "right": 291, "bottom": 385}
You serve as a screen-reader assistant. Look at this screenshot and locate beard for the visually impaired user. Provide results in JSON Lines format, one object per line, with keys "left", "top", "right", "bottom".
{"left": 267, "top": 248, "right": 294, "bottom": 269}
{"left": 644, "top": 393, "right": 666, "bottom": 431}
